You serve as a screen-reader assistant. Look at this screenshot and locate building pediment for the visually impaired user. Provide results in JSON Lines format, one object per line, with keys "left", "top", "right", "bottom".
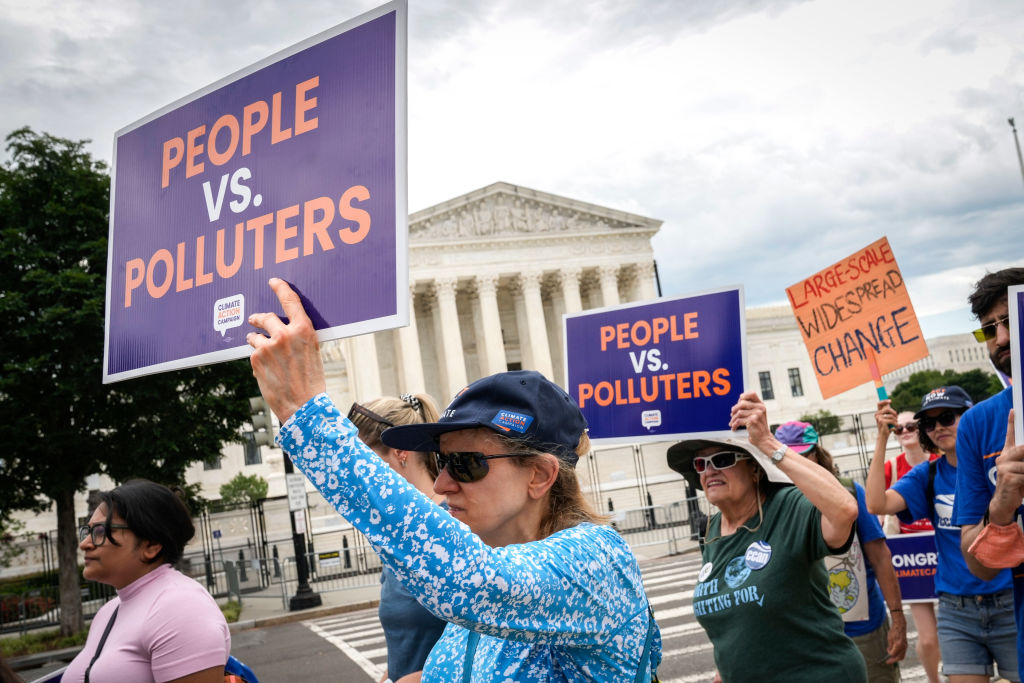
{"left": 409, "top": 181, "right": 661, "bottom": 244}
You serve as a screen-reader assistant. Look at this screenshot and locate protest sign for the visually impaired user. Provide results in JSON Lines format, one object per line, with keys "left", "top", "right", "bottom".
{"left": 786, "top": 237, "right": 929, "bottom": 399}
{"left": 103, "top": 1, "right": 407, "bottom": 383}
{"left": 826, "top": 534, "right": 869, "bottom": 622}
{"left": 1009, "top": 284, "right": 1023, "bottom": 442}
{"left": 884, "top": 532, "right": 938, "bottom": 603}
{"left": 564, "top": 287, "right": 746, "bottom": 444}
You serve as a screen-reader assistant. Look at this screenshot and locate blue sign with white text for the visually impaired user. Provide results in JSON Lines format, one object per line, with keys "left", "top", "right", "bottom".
{"left": 885, "top": 532, "right": 938, "bottom": 602}
{"left": 564, "top": 287, "right": 746, "bottom": 443}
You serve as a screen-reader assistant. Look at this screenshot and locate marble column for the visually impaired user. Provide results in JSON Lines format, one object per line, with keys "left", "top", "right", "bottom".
{"left": 347, "top": 333, "right": 382, "bottom": 400}
{"left": 518, "top": 270, "right": 554, "bottom": 380}
{"left": 434, "top": 276, "right": 467, "bottom": 396}
{"left": 634, "top": 261, "right": 658, "bottom": 300}
{"left": 395, "top": 284, "right": 426, "bottom": 393}
{"left": 598, "top": 264, "right": 621, "bottom": 308}
{"left": 558, "top": 266, "right": 583, "bottom": 314}
{"left": 473, "top": 273, "right": 507, "bottom": 375}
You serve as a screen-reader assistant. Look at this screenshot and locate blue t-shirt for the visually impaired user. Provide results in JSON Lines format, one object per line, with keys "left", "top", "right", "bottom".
{"left": 952, "top": 387, "right": 1022, "bottom": 682}
{"left": 844, "top": 483, "right": 887, "bottom": 637}
{"left": 379, "top": 566, "right": 448, "bottom": 679}
{"left": 896, "top": 455, "right": 1012, "bottom": 596}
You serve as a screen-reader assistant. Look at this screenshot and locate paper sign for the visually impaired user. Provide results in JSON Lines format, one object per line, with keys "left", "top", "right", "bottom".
{"left": 564, "top": 287, "right": 746, "bottom": 444}
{"left": 826, "top": 531, "right": 869, "bottom": 621}
{"left": 786, "top": 237, "right": 929, "bottom": 399}
{"left": 104, "top": 1, "right": 408, "bottom": 382}
{"left": 884, "top": 532, "right": 938, "bottom": 603}
{"left": 286, "top": 473, "right": 307, "bottom": 512}
{"left": 1010, "top": 285, "right": 1023, "bottom": 443}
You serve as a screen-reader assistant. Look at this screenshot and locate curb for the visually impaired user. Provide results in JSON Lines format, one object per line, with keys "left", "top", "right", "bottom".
{"left": 8, "top": 646, "right": 82, "bottom": 672}
{"left": 229, "top": 598, "right": 380, "bottom": 632}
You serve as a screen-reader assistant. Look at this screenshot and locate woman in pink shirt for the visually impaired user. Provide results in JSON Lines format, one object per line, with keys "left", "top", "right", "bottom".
{"left": 63, "top": 479, "right": 230, "bottom": 683}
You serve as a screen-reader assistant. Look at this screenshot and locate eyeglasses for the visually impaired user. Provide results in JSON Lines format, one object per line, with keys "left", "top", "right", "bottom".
{"left": 78, "top": 522, "right": 130, "bottom": 547}
{"left": 892, "top": 422, "right": 917, "bottom": 435}
{"left": 348, "top": 403, "right": 394, "bottom": 428}
{"left": 693, "top": 451, "right": 750, "bottom": 473}
{"left": 436, "top": 451, "right": 525, "bottom": 483}
{"left": 919, "top": 410, "right": 959, "bottom": 432}
{"left": 972, "top": 314, "right": 1010, "bottom": 343}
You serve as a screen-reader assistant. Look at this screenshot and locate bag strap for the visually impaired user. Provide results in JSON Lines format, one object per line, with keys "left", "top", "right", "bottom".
{"left": 85, "top": 605, "right": 119, "bottom": 683}
{"left": 634, "top": 605, "right": 659, "bottom": 683}
{"left": 461, "top": 630, "right": 480, "bottom": 683}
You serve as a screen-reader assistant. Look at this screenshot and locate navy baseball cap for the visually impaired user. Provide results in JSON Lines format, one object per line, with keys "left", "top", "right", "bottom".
{"left": 380, "top": 370, "right": 588, "bottom": 465}
{"left": 914, "top": 385, "right": 973, "bottom": 419}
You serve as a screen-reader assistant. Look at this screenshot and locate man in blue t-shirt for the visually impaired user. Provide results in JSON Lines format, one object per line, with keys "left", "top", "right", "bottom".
{"left": 953, "top": 267, "right": 1024, "bottom": 682}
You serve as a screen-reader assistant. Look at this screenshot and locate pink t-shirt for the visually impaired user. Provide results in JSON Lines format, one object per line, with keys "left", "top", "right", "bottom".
{"left": 63, "top": 564, "right": 230, "bottom": 682}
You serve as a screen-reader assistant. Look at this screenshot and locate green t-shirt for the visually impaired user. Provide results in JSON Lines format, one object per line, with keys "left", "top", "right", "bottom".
{"left": 694, "top": 486, "right": 866, "bottom": 682}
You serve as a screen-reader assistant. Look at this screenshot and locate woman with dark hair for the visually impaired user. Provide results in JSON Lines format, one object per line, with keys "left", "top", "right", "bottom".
{"left": 349, "top": 393, "right": 447, "bottom": 683}
{"left": 667, "top": 392, "right": 864, "bottom": 682}
{"left": 247, "top": 279, "right": 661, "bottom": 681}
{"left": 866, "top": 387, "right": 1019, "bottom": 683}
{"left": 63, "top": 479, "right": 230, "bottom": 683}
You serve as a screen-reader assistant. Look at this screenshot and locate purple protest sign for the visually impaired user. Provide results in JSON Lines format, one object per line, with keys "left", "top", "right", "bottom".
{"left": 1010, "top": 284, "right": 1023, "bottom": 442}
{"left": 103, "top": 1, "right": 407, "bottom": 383}
{"left": 885, "top": 532, "right": 938, "bottom": 602}
{"left": 564, "top": 287, "right": 746, "bottom": 443}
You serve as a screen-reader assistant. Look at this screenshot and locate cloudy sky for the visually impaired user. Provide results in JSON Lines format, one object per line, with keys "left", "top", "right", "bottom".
{"left": 1, "top": 0, "right": 1021, "bottom": 340}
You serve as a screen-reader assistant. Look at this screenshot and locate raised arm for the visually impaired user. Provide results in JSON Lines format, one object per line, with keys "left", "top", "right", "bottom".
{"left": 865, "top": 400, "right": 909, "bottom": 516}
{"left": 730, "top": 392, "right": 858, "bottom": 549}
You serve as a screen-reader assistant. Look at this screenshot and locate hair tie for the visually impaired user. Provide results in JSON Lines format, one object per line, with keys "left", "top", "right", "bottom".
{"left": 400, "top": 393, "right": 422, "bottom": 413}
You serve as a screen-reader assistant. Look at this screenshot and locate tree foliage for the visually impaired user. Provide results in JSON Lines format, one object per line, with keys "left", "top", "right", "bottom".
{"left": 890, "top": 369, "right": 1003, "bottom": 413}
{"left": 798, "top": 409, "right": 842, "bottom": 436}
{"left": 0, "top": 128, "right": 258, "bottom": 633}
{"left": 219, "top": 473, "right": 269, "bottom": 506}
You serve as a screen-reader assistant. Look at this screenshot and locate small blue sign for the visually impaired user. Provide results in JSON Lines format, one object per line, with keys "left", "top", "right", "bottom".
{"left": 213, "top": 529, "right": 222, "bottom": 539}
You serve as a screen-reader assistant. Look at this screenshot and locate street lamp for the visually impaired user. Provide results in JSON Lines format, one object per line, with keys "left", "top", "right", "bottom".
{"left": 248, "top": 397, "right": 321, "bottom": 610}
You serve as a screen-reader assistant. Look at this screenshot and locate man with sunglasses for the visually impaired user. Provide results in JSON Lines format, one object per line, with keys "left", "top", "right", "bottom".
{"left": 955, "top": 267, "right": 1024, "bottom": 683}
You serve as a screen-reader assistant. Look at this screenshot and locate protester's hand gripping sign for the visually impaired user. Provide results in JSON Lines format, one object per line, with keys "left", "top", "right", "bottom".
{"left": 103, "top": 1, "right": 407, "bottom": 383}
{"left": 786, "top": 237, "right": 929, "bottom": 399}
{"left": 565, "top": 287, "right": 746, "bottom": 443}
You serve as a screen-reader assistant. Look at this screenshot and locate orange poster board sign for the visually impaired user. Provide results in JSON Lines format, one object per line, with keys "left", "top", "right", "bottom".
{"left": 786, "top": 237, "right": 929, "bottom": 399}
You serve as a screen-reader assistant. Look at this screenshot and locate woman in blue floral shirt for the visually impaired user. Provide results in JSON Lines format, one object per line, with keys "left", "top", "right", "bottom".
{"left": 247, "top": 278, "right": 660, "bottom": 682}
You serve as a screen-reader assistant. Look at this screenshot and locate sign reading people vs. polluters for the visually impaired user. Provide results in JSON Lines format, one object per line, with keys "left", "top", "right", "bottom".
{"left": 564, "top": 287, "right": 747, "bottom": 443}
{"left": 786, "top": 237, "right": 929, "bottom": 399}
{"left": 103, "top": 1, "right": 407, "bottom": 382}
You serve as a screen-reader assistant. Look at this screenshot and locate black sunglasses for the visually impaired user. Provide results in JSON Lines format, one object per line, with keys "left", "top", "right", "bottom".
{"left": 78, "top": 522, "right": 130, "bottom": 547}
{"left": 919, "top": 410, "right": 959, "bottom": 432}
{"left": 892, "top": 422, "right": 917, "bottom": 435}
{"left": 436, "top": 452, "right": 525, "bottom": 483}
{"left": 348, "top": 403, "right": 394, "bottom": 428}
{"left": 693, "top": 451, "right": 750, "bottom": 473}
{"left": 972, "top": 314, "right": 1010, "bottom": 343}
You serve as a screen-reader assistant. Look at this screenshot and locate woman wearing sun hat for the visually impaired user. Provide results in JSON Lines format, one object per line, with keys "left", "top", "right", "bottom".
{"left": 246, "top": 278, "right": 661, "bottom": 682}
{"left": 668, "top": 391, "right": 864, "bottom": 682}
{"left": 866, "top": 386, "right": 1019, "bottom": 683}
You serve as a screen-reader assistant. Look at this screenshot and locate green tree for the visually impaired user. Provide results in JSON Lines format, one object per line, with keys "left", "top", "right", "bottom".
{"left": 798, "top": 409, "right": 842, "bottom": 436}
{"left": 0, "top": 128, "right": 257, "bottom": 635}
{"left": 219, "top": 473, "right": 269, "bottom": 506}
{"left": 890, "top": 368, "right": 1003, "bottom": 413}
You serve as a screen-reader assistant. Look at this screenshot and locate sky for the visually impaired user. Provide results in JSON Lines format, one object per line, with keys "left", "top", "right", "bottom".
{"left": 1, "top": 0, "right": 1022, "bottom": 341}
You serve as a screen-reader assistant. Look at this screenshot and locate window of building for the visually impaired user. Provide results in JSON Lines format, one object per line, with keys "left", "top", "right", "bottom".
{"left": 243, "top": 432, "right": 262, "bottom": 466}
{"left": 506, "top": 362, "right": 522, "bottom": 371}
{"left": 788, "top": 368, "right": 804, "bottom": 397}
{"left": 203, "top": 456, "right": 222, "bottom": 471}
{"left": 758, "top": 371, "right": 774, "bottom": 400}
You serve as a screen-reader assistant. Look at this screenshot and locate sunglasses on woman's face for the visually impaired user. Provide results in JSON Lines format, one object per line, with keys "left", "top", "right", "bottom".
{"left": 436, "top": 452, "right": 524, "bottom": 483}
{"left": 919, "top": 410, "right": 959, "bottom": 432}
{"left": 693, "top": 451, "right": 750, "bottom": 474}
{"left": 892, "top": 422, "right": 917, "bottom": 435}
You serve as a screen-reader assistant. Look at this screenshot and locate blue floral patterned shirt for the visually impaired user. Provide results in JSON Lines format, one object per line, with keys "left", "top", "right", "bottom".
{"left": 279, "top": 393, "right": 661, "bottom": 682}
